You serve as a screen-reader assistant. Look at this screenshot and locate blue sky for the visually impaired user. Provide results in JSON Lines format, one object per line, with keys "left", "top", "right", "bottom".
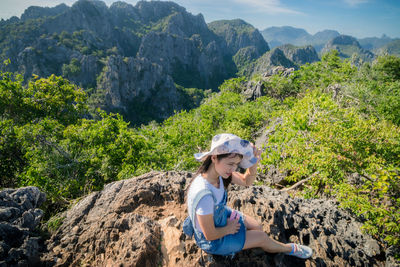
{"left": 1, "top": 0, "right": 399, "bottom": 38}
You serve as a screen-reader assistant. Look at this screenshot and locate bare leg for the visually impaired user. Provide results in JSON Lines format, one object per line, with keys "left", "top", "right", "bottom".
{"left": 242, "top": 230, "right": 292, "bottom": 253}
{"left": 243, "top": 213, "right": 263, "bottom": 231}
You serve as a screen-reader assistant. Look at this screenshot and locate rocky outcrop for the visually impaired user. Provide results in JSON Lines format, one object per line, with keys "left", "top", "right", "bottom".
{"left": 0, "top": 187, "right": 46, "bottom": 266}
{"left": 243, "top": 80, "right": 266, "bottom": 100}
{"left": 208, "top": 19, "right": 269, "bottom": 57}
{"left": 137, "top": 32, "right": 230, "bottom": 89}
{"left": 208, "top": 19, "right": 269, "bottom": 73}
{"left": 43, "top": 0, "right": 113, "bottom": 40}
{"left": 243, "top": 66, "right": 295, "bottom": 100}
{"left": 250, "top": 49, "right": 296, "bottom": 77}
{"left": 41, "top": 171, "right": 393, "bottom": 266}
{"left": 20, "top": 4, "right": 69, "bottom": 22}
{"left": 278, "top": 44, "right": 319, "bottom": 65}
{"left": 97, "top": 55, "right": 178, "bottom": 122}
{"left": 322, "top": 35, "right": 375, "bottom": 61}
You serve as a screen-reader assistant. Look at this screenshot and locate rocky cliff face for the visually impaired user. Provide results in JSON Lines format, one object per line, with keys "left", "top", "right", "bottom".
{"left": 1, "top": 172, "right": 395, "bottom": 266}
{"left": 0, "top": 0, "right": 266, "bottom": 124}
{"left": 208, "top": 19, "right": 269, "bottom": 57}
{"left": 20, "top": 4, "right": 69, "bottom": 22}
{"left": 98, "top": 55, "right": 178, "bottom": 122}
{"left": 249, "top": 48, "right": 296, "bottom": 76}
{"left": 278, "top": 44, "right": 319, "bottom": 65}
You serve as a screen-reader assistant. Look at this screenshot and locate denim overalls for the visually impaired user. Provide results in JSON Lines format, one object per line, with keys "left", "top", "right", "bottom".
{"left": 183, "top": 176, "right": 246, "bottom": 256}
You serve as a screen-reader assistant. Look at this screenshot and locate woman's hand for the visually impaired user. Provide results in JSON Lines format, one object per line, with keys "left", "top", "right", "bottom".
{"left": 231, "top": 143, "right": 262, "bottom": 186}
{"left": 225, "top": 217, "right": 241, "bottom": 235}
{"left": 248, "top": 142, "right": 261, "bottom": 175}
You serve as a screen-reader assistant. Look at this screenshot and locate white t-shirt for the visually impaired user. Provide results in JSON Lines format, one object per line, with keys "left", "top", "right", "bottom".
{"left": 193, "top": 175, "right": 224, "bottom": 233}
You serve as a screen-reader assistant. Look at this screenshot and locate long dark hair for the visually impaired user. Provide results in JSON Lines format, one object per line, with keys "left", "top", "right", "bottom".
{"left": 190, "top": 153, "right": 243, "bottom": 190}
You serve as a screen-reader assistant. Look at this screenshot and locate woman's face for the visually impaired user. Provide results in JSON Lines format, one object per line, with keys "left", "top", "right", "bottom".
{"left": 212, "top": 154, "right": 242, "bottom": 178}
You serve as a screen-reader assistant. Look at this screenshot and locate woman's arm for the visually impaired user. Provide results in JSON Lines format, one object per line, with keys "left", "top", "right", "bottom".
{"left": 232, "top": 144, "right": 261, "bottom": 186}
{"left": 231, "top": 168, "right": 257, "bottom": 186}
{"left": 197, "top": 214, "right": 240, "bottom": 241}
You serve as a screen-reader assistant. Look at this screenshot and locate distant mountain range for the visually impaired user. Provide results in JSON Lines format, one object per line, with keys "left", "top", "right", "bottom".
{"left": 1, "top": 1, "right": 398, "bottom": 125}
{"left": 0, "top": 0, "right": 322, "bottom": 125}
{"left": 0, "top": 0, "right": 271, "bottom": 124}
{"left": 261, "top": 26, "right": 399, "bottom": 54}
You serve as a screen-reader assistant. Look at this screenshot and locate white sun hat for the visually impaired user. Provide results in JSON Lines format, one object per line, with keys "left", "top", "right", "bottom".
{"left": 194, "top": 133, "right": 258, "bottom": 169}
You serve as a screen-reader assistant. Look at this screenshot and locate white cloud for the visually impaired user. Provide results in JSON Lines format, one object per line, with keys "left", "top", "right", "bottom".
{"left": 343, "top": 0, "right": 369, "bottom": 7}
{"left": 0, "top": 0, "right": 304, "bottom": 20}
{"left": 233, "top": 0, "right": 303, "bottom": 14}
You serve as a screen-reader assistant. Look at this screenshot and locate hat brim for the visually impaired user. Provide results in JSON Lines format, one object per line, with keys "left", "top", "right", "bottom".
{"left": 194, "top": 149, "right": 258, "bottom": 169}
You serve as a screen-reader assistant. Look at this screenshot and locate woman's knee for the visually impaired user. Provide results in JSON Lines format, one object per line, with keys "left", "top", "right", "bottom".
{"left": 244, "top": 214, "right": 263, "bottom": 231}
{"left": 243, "top": 230, "right": 268, "bottom": 249}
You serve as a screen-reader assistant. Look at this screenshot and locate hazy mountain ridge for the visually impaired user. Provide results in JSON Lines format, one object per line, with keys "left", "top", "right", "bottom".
{"left": 322, "top": 35, "right": 375, "bottom": 62}
{"left": 260, "top": 26, "right": 341, "bottom": 51}
{"left": 261, "top": 25, "right": 399, "bottom": 54}
{"left": 376, "top": 39, "right": 400, "bottom": 56}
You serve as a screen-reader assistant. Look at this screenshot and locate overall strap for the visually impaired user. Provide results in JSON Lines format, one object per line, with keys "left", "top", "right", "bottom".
{"left": 189, "top": 188, "right": 217, "bottom": 230}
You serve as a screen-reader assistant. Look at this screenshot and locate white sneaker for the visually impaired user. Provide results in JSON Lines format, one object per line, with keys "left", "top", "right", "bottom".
{"left": 284, "top": 243, "right": 313, "bottom": 259}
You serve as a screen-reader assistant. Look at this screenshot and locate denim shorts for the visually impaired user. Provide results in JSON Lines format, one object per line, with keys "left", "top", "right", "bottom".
{"left": 194, "top": 209, "right": 246, "bottom": 256}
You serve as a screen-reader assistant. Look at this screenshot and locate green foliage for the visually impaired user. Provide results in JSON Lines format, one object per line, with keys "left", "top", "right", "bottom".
{"left": 261, "top": 90, "right": 400, "bottom": 247}
{"left": 62, "top": 58, "right": 81, "bottom": 77}
{"left": 262, "top": 74, "right": 299, "bottom": 101}
{"left": 293, "top": 50, "right": 357, "bottom": 91}
{"left": 14, "top": 112, "right": 152, "bottom": 202}
{"left": 176, "top": 84, "right": 211, "bottom": 110}
{"left": 337, "top": 167, "right": 400, "bottom": 247}
{"left": 372, "top": 55, "right": 400, "bottom": 82}
{"left": 219, "top": 76, "right": 247, "bottom": 94}
{"left": 140, "top": 91, "right": 278, "bottom": 171}
{"left": 45, "top": 214, "right": 65, "bottom": 234}
{"left": 56, "top": 30, "right": 97, "bottom": 55}
{"left": 0, "top": 70, "right": 26, "bottom": 121}
{"left": 0, "top": 119, "right": 25, "bottom": 188}
{"left": 344, "top": 55, "right": 400, "bottom": 125}
{"left": 233, "top": 47, "right": 257, "bottom": 71}
{"left": 1, "top": 50, "right": 400, "bottom": 254}
{"left": 0, "top": 70, "right": 88, "bottom": 125}
{"left": 208, "top": 19, "right": 256, "bottom": 36}
{"left": 26, "top": 75, "right": 88, "bottom": 125}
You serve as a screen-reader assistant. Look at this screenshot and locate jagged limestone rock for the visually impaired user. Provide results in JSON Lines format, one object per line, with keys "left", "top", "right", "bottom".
{"left": 0, "top": 187, "right": 46, "bottom": 267}
{"left": 250, "top": 48, "right": 296, "bottom": 76}
{"left": 42, "top": 171, "right": 389, "bottom": 266}
{"left": 278, "top": 44, "right": 319, "bottom": 65}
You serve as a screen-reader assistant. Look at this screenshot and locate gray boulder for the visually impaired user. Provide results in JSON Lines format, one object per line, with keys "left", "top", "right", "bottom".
{"left": 0, "top": 186, "right": 46, "bottom": 267}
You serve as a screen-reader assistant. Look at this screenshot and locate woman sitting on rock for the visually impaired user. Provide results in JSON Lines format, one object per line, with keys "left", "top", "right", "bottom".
{"left": 183, "top": 133, "right": 313, "bottom": 259}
